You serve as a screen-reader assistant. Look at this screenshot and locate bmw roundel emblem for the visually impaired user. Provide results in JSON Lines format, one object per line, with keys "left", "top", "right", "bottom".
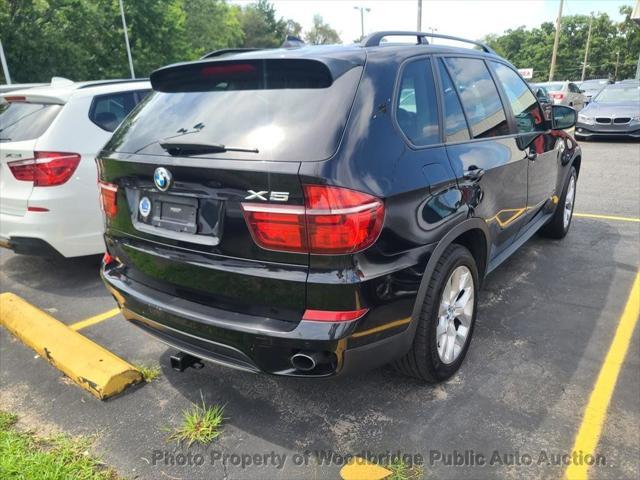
{"left": 154, "top": 167, "right": 172, "bottom": 191}
{"left": 139, "top": 196, "right": 151, "bottom": 217}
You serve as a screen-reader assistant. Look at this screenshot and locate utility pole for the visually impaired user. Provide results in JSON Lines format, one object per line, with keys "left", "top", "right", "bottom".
{"left": 614, "top": 51, "right": 620, "bottom": 81}
{"left": 353, "top": 6, "right": 370, "bottom": 40}
{"left": 633, "top": 0, "right": 640, "bottom": 79}
{"left": 119, "top": 0, "right": 135, "bottom": 79}
{"left": 0, "top": 39, "right": 11, "bottom": 85}
{"left": 581, "top": 14, "right": 593, "bottom": 82}
{"left": 549, "top": 0, "right": 564, "bottom": 81}
{"left": 417, "top": 0, "right": 422, "bottom": 32}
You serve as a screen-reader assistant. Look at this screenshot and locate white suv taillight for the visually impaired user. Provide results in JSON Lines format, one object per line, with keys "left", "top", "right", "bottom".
{"left": 8, "top": 151, "right": 81, "bottom": 186}
{"left": 241, "top": 185, "right": 384, "bottom": 254}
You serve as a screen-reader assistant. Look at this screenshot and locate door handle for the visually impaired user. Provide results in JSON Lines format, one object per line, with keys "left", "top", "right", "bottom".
{"left": 463, "top": 166, "right": 485, "bottom": 181}
{"left": 526, "top": 148, "right": 537, "bottom": 161}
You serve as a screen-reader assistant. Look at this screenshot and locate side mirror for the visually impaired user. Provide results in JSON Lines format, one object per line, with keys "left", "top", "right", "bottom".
{"left": 552, "top": 105, "right": 577, "bottom": 130}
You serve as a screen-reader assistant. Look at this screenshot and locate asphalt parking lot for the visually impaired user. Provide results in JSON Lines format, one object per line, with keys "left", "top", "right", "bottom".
{"left": 1, "top": 139, "right": 638, "bottom": 480}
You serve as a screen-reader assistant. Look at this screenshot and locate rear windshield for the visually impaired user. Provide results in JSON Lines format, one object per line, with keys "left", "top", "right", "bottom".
{"left": 104, "top": 61, "right": 363, "bottom": 162}
{"left": 0, "top": 102, "right": 61, "bottom": 142}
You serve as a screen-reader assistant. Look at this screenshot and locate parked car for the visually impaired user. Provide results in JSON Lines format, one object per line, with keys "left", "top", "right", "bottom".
{"left": 99, "top": 32, "right": 581, "bottom": 382}
{"left": 531, "top": 84, "right": 553, "bottom": 119}
{"left": 533, "top": 81, "right": 585, "bottom": 110}
{"left": 0, "top": 78, "right": 150, "bottom": 257}
{"left": 575, "top": 82, "right": 640, "bottom": 140}
{"left": 578, "top": 78, "right": 612, "bottom": 103}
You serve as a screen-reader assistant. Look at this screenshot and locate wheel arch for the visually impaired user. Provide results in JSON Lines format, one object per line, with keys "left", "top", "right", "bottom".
{"left": 403, "top": 217, "right": 490, "bottom": 343}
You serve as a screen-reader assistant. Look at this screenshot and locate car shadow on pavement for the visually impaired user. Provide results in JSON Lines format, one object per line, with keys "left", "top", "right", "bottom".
{"left": 0, "top": 253, "right": 104, "bottom": 298}
{"left": 158, "top": 218, "right": 624, "bottom": 464}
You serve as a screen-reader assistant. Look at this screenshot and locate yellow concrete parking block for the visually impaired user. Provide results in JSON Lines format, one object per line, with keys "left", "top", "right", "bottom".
{"left": 0, "top": 293, "right": 142, "bottom": 400}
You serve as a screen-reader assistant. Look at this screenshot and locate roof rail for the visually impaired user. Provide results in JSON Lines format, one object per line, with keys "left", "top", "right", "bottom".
{"left": 77, "top": 78, "right": 149, "bottom": 89}
{"left": 200, "top": 48, "right": 263, "bottom": 60}
{"left": 361, "top": 31, "right": 496, "bottom": 54}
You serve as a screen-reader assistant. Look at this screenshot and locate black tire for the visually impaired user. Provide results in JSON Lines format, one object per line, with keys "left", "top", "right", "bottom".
{"left": 540, "top": 166, "right": 577, "bottom": 239}
{"left": 393, "top": 244, "right": 479, "bottom": 383}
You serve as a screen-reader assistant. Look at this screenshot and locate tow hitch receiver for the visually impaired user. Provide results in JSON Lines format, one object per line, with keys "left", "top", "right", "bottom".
{"left": 170, "top": 352, "right": 204, "bottom": 372}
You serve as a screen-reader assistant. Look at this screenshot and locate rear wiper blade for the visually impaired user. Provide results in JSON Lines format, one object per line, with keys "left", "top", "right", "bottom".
{"left": 159, "top": 141, "right": 259, "bottom": 156}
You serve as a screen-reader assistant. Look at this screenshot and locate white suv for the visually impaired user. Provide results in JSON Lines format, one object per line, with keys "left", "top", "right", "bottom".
{"left": 0, "top": 78, "right": 150, "bottom": 257}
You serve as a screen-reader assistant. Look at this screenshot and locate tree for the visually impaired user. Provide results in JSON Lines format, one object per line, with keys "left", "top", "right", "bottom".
{"left": 183, "top": 0, "right": 244, "bottom": 58}
{"left": 304, "top": 14, "right": 341, "bottom": 45}
{"left": 484, "top": 8, "right": 640, "bottom": 82}
{"left": 238, "top": 0, "right": 286, "bottom": 48}
{"left": 285, "top": 19, "right": 302, "bottom": 38}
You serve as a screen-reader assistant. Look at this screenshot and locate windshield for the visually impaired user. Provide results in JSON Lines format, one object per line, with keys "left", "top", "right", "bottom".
{"left": 593, "top": 86, "right": 640, "bottom": 104}
{"left": 0, "top": 102, "right": 61, "bottom": 142}
{"left": 105, "top": 62, "right": 363, "bottom": 162}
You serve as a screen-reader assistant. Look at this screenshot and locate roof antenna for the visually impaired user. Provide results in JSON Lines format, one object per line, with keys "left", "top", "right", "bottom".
{"left": 282, "top": 35, "right": 305, "bottom": 48}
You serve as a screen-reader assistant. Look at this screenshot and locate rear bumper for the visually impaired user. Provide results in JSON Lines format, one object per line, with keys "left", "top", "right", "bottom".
{"left": 101, "top": 264, "right": 415, "bottom": 377}
{"left": 0, "top": 206, "right": 104, "bottom": 258}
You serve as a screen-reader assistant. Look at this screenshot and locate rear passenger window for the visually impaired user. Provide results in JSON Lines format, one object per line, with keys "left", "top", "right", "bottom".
{"left": 89, "top": 90, "right": 149, "bottom": 132}
{"left": 437, "top": 60, "right": 470, "bottom": 142}
{"left": 396, "top": 58, "right": 439, "bottom": 146}
{"left": 443, "top": 57, "right": 510, "bottom": 139}
{"left": 490, "top": 62, "right": 546, "bottom": 134}
{"left": 0, "top": 102, "right": 61, "bottom": 142}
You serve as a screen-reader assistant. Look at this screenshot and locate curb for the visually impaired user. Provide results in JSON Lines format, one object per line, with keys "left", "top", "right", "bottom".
{"left": 0, "top": 293, "right": 142, "bottom": 400}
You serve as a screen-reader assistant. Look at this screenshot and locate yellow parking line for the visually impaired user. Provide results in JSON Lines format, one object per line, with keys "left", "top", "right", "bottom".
{"left": 574, "top": 213, "right": 640, "bottom": 223}
{"left": 69, "top": 308, "right": 120, "bottom": 331}
{"left": 564, "top": 271, "right": 640, "bottom": 480}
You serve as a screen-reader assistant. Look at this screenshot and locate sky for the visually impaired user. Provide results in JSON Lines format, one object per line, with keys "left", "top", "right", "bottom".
{"left": 231, "top": 0, "right": 636, "bottom": 43}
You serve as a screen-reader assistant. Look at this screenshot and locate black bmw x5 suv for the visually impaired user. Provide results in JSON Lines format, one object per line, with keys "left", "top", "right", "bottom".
{"left": 98, "top": 32, "right": 581, "bottom": 382}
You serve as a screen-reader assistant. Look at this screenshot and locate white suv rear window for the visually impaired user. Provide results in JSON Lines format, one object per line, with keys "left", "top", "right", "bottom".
{"left": 0, "top": 102, "right": 62, "bottom": 142}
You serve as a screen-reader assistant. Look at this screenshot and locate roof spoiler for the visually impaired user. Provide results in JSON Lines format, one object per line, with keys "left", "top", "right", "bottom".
{"left": 361, "top": 31, "right": 496, "bottom": 54}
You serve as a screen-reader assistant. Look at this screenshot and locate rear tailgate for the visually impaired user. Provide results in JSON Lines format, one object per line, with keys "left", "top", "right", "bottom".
{"left": 99, "top": 154, "right": 308, "bottom": 322}
{"left": 0, "top": 139, "right": 37, "bottom": 216}
{"left": 99, "top": 55, "right": 364, "bottom": 323}
{"left": 0, "top": 99, "right": 63, "bottom": 216}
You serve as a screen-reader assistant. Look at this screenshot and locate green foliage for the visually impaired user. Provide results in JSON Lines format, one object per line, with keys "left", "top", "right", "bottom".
{"left": 134, "top": 363, "right": 161, "bottom": 382}
{"left": 386, "top": 457, "right": 424, "bottom": 480}
{"left": 238, "top": 0, "right": 286, "bottom": 48}
{"left": 0, "top": 410, "right": 118, "bottom": 479}
{"left": 305, "top": 14, "right": 341, "bottom": 45}
{"left": 484, "top": 6, "right": 640, "bottom": 82}
{"left": 166, "top": 397, "right": 225, "bottom": 446}
{"left": 0, "top": 0, "right": 344, "bottom": 83}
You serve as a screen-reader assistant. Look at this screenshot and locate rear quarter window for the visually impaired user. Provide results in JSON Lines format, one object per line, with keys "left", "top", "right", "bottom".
{"left": 396, "top": 58, "right": 440, "bottom": 146}
{"left": 0, "top": 102, "right": 62, "bottom": 142}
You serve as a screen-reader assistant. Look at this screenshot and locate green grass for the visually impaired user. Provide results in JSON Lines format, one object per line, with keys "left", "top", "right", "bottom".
{"left": 386, "top": 458, "right": 424, "bottom": 480}
{"left": 0, "top": 410, "right": 117, "bottom": 480}
{"left": 167, "top": 397, "right": 225, "bottom": 446}
{"left": 135, "top": 363, "right": 161, "bottom": 383}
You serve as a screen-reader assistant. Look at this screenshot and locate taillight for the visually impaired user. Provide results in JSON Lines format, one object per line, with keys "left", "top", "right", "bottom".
{"left": 8, "top": 151, "right": 80, "bottom": 186}
{"left": 99, "top": 181, "right": 118, "bottom": 219}
{"left": 241, "top": 185, "right": 384, "bottom": 254}
{"left": 550, "top": 92, "right": 565, "bottom": 100}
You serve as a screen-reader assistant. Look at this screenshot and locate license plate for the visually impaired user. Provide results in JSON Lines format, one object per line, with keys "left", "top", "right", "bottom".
{"left": 139, "top": 193, "right": 198, "bottom": 234}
